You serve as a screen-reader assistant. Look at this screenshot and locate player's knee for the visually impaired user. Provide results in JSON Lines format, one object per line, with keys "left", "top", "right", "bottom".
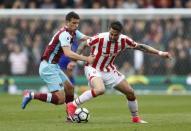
{"left": 94, "top": 88, "right": 105, "bottom": 96}
{"left": 57, "top": 97, "right": 65, "bottom": 104}
{"left": 55, "top": 94, "right": 65, "bottom": 105}
{"left": 122, "top": 88, "right": 136, "bottom": 101}
{"left": 127, "top": 95, "right": 136, "bottom": 101}
{"left": 126, "top": 91, "right": 136, "bottom": 101}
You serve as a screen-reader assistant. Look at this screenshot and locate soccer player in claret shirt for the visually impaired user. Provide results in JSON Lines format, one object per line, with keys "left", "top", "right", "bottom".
{"left": 67, "top": 21, "right": 171, "bottom": 123}
{"left": 21, "top": 11, "right": 94, "bottom": 121}
{"left": 58, "top": 38, "right": 78, "bottom": 105}
{"left": 58, "top": 38, "right": 79, "bottom": 86}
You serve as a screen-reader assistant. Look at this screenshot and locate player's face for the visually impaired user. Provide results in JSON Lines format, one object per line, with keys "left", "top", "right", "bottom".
{"left": 109, "top": 28, "right": 120, "bottom": 42}
{"left": 67, "top": 18, "right": 80, "bottom": 31}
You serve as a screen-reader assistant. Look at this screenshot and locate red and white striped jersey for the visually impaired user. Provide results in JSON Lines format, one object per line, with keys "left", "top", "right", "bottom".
{"left": 87, "top": 32, "right": 137, "bottom": 72}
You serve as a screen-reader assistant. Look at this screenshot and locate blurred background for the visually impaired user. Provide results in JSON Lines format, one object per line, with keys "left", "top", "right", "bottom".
{"left": 0, "top": 0, "right": 190, "bottom": 95}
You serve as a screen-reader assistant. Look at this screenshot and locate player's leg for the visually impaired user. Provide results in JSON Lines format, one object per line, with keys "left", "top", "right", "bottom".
{"left": 21, "top": 85, "right": 65, "bottom": 109}
{"left": 66, "top": 66, "right": 105, "bottom": 120}
{"left": 64, "top": 80, "right": 74, "bottom": 104}
{"left": 22, "top": 61, "right": 66, "bottom": 109}
{"left": 58, "top": 67, "right": 77, "bottom": 122}
{"left": 114, "top": 79, "right": 137, "bottom": 115}
{"left": 59, "top": 69, "right": 76, "bottom": 103}
{"left": 67, "top": 77, "right": 105, "bottom": 120}
{"left": 65, "top": 69, "right": 75, "bottom": 85}
{"left": 64, "top": 82, "right": 74, "bottom": 122}
{"left": 63, "top": 69, "right": 75, "bottom": 104}
{"left": 74, "top": 76, "right": 105, "bottom": 106}
{"left": 34, "top": 89, "right": 65, "bottom": 104}
{"left": 59, "top": 57, "right": 75, "bottom": 104}
{"left": 114, "top": 79, "right": 147, "bottom": 123}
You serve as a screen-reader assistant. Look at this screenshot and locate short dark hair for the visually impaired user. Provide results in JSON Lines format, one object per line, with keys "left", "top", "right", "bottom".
{"left": 65, "top": 11, "right": 80, "bottom": 21}
{"left": 109, "top": 21, "right": 123, "bottom": 32}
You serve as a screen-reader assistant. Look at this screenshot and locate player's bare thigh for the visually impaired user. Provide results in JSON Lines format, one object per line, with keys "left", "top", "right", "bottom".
{"left": 84, "top": 66, "right": 105, "bottom": 96}
{"left": 91, "top": 76, "right": 105, "bottom": 96}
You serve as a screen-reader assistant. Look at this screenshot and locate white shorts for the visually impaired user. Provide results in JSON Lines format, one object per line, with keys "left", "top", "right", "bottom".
{"left": 84, "top": 66, "right": 125, "bottom": 89}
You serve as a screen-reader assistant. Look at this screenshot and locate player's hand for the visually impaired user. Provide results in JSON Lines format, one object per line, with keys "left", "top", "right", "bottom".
{"left": 158, "top": 51, "right": 172, "bottom": 59}
{"left": 67, "top": 61, "right": 76, "bottom": 70}
{"left": 87, "top": 55, "right": 95, "bottom": 64}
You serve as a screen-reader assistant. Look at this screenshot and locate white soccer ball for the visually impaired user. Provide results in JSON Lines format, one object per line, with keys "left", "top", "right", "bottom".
{"left": 73, "top": 107, "right": 90, "bottom": 123}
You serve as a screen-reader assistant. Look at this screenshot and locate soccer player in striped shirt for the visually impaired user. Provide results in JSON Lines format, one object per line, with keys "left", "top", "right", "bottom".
{"left": 21, "top": 11, "right": 94, "bottom": 121}
{"left": 67, "top": 21, "right": 171, "bottom": 123}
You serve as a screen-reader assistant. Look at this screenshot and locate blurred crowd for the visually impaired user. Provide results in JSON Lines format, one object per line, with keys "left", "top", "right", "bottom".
{"left": 0, "top": 0, "right": 190, "bottom": 77}
{"left": 0, "top": 16, "right": 190, "bottom": 77}
{"left": 1, "top": 0, "right": 191, "bottom": 9}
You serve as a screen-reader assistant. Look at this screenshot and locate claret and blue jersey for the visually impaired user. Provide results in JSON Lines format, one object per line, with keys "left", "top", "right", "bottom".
{"left": 41, "top": 27, "right": 85, "bottom": 64}
{"left": 58, "top": 37, "right": 78, "bottom": 70}
{"left": 39, "top": 27, "right": 85, "bottom": 92}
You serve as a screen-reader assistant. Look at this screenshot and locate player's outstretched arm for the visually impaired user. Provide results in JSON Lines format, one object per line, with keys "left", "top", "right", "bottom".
{"left": 134, "top": 43, "right": 172, "bottom": 59}
{"left": 62, "top": 46, "right": 94, "bottom": 63}
{"left": 80, "top": 36, "right": 90, "bottom": 41}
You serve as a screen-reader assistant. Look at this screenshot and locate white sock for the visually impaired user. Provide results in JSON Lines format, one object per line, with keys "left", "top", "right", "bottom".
{"left": 46, "top": 93, "right": 52, "bottom": 103}
{"left": 127, "top": 100, "right": 138, "bottom": 117}
{"left": 73, "top": 90, "right": 94, "bottom": 106}
{"left": 31, "top": 92, "right": 34, "bottom": 99}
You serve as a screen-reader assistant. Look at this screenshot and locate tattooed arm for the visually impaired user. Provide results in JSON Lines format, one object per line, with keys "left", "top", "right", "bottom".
{"left": 134, "top": 43, "right": 159, "bottom": 54}
{"left": 134, "top": 43, "right": 171, "bottom": 59}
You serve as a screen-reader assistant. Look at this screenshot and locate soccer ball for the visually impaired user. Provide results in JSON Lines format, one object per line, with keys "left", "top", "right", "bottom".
{"left": 73, "top": 107, "right": 90, "bottom": 123}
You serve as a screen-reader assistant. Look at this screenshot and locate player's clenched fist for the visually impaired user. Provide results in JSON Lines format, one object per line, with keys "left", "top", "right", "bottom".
{"left": 158, "top": 51, "right": 172, "bottom": 59}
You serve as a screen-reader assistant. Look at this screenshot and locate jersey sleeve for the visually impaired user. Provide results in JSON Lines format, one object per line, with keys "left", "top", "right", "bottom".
{"left": 87, "top": 35, "right": 99, "bottom": 46}
{"left": 59, "top": 31, "right": 71, "bottom": 47}
{"left": 125, "top": 36, "right": 137, "bottom": 48}
{"left": 75, "top": 30, "right": 86, "bottom": 40}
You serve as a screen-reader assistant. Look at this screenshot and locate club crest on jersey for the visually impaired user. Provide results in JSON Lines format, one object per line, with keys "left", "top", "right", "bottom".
{"left": 59, "top": 83, "right": 64, "bottom": 87}
{"left": 67, "top": 37, "right": 70, "bottom": 41}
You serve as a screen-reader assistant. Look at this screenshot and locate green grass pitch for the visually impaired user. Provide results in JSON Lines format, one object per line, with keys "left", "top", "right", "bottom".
{"left": 0, "top": 94, "right": 191, "bottom": 131}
